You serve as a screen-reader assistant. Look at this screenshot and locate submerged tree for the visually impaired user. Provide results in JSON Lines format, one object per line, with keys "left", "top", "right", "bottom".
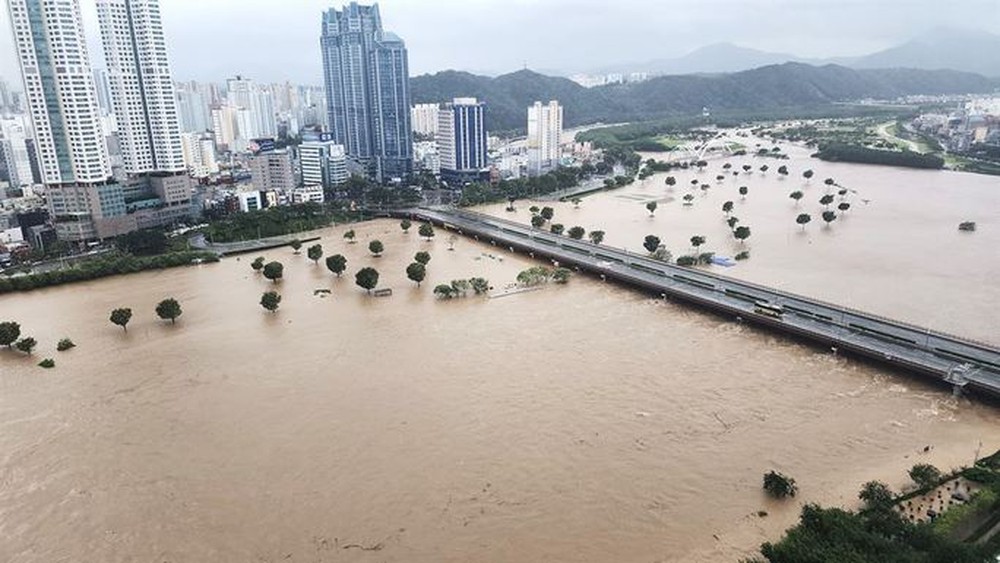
{"left": 260, "top": 291, "right": 281, "bottom": 313}
{"left": 763, "top": 471, "right": 798, "bottom": 499}
{"left": 155, "top": 298, "right": 183, "bottom": 324}
{"left": 418, "top": 223, "right": 435, "bottom": 241}
{"left": 369, "top": 240, "right": 384, "bottom": 257}
{"left": 326, "top": 254, "right": 347, "bottom": 277}
{"left": 567, "top": 226, "right": 586, "bottom": 240}
{"left": 0, "top": 321, "right": 20, "bottom": 347}
{"left": 14, "top": 337, "right": 37, "bottom": 355}
{"left": 406, "top": 262, "right": 426, "bottom": 287}
{"left": 469, "top": 277, "right": 491, "bottom": 295}
{"left": 307, "top": 244, "right": 323, "bottom": 264}
{"left": 343, "top": 230, "right": 357, "bottom": 244}
{"left": 355, "top": 267, "right": 380, "bottom": 294}
{"left": 739, "top": 186, "right": 749, "bottom": 199}
{"left": 251, "top": 256, "right": 265, "bottom": 272}
{"left": 796, "top": 213, "right": 812, "bottom": 230}
{"left": 400, "top": 219, "right": 412, "bottom": 233}
{"left": 263, "top": 261, "right": 284, "bottom": 283}
{"left": 110, "top": 308, "right": 133, "bottom": 332}
{"left": 414, "top": 251, "right": 431, "bottom": 266}
{"left": 734, "top": 225, "right": 752, "bottom": 244}
{"left": 643, "top": 235, "right": 661, "bottom": 254}
{"left": 588, "top": 230, "right": 606, "bottom": 245}
{"left": 789, "top": 191, "right": 804, "bottom": 205}
{"left": 646, "top": 201, "right": 658, "bottom": 216}
{"left": 290, "top": 239, "right": 302, "bottom": 254}
{"left": 722, "top": 201, "right": 734, "bottom": 215}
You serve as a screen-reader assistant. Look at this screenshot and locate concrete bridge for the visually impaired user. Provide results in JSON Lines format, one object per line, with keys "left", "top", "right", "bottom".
{"left": 381, "top": 207, "right": 1000, "bottom": 399}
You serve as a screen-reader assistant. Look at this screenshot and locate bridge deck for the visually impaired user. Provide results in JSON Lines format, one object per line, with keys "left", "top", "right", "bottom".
{"left": 383, "top": 208, "right": 1000, "bottom": 399}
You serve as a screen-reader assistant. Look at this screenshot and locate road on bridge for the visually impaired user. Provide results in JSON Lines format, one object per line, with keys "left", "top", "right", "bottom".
{"left": 389, "top": 207, "right": 1000, "bottom": 399}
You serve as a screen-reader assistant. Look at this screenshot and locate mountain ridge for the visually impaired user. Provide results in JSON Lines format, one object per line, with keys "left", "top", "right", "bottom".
{"left": 570, "top": 27, "right": 1000, "bottom": 79}
{"left": 411, "top": 63, "right": 999, "bottom": 131}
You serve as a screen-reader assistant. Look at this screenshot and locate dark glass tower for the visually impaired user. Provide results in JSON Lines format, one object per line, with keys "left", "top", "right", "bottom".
{"left": 321, "top": 3, "right": 412, "bottom": 182}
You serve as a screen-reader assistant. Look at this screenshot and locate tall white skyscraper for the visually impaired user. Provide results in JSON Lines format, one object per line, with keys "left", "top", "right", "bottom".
{"left": 7, "top": 0, "right": 113, "bottom": 188}
{"left": 527, "top": 100, "right": 563, "bottom": 176}
{"left": 97, "top": 0, "right": 185, "bottom": 174}
{"left": 8, "top": 0, "right": 121, "bottom": 242}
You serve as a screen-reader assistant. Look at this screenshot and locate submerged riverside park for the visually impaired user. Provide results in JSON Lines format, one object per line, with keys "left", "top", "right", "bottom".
{"left": 1, "top": 132, "right": 999, "bottom": 561}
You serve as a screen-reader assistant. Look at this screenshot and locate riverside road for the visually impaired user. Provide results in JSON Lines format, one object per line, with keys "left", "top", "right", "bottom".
{"left": 384, "top": 207, "right": 1000, "bottom": 399}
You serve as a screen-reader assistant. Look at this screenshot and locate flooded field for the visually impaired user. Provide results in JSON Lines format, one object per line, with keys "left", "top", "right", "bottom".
{"left": 1, "top": 147, "right": 998, "bottom": 561}
{"left": 484, "top": 137, "right": 1000, "bottom": 344}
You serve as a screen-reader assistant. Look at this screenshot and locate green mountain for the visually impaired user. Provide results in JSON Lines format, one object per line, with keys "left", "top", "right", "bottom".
{"left": 410, "top": 63, "right": 998, "bottom": 131}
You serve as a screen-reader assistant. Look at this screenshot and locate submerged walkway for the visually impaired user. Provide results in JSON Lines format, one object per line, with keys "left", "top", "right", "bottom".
{"left": 381, "top": 207, "right": 1000, "bottom": 399}
{"left": 189, "top": 233, "right": 321, "bottom": 257}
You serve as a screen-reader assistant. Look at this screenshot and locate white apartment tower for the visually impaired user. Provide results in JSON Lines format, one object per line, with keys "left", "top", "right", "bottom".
{"left": 527, "top": 100, "right": 563, "bottom": 176}
{"left": 96, "top": 0, "right": 185, "bottom": 174}
{"left": 7, "top": 0, "right": 113, "bottom": 187}
{"left": 411, "top": 103, "right": 440, "bottom": 136}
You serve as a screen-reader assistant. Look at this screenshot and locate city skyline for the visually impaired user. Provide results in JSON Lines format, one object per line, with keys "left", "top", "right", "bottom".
{"left": 1, "top": 0, "right": 999, "bottom": 86}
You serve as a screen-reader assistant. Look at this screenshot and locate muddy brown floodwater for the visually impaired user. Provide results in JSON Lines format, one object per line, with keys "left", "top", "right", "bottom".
{"left": 1, "top": 150, "right": 998, "bottom": 562}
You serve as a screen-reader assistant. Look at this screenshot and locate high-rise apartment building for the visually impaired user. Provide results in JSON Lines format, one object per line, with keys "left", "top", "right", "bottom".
{"left": 227, "top": 76, "right": 276, "bottom": 141}
{"left": 411, "top": 103, "right": 440, "bottom": 136}
{"left": 8, "top": 0, "right": 119, "bottom": 241}
{"left": 176, "top": 81, "right": 212, "bottom": 133}
{"left": 437, "top": 98, "right": 487, "bottom": 182}
{"left": 180, "top": 132, "right": 219, "bottom": 178}
{"left": 299, "top": 139, "right": 349, "bottom": 190}
{"left": 97, "top": 0, "right": 185, "bottom": 175}
{"left": 8, "top": 0, "right": 113, "bottom": 187}
{"left": 249, "top": 147, "right": 295, "bottom": 194}
{"left": 0, "top": 116, "right": 36, "bottom": 188}
{"left": 321, "top": 3, "right": 412, "bottom": 181}
{"left": 527, "top": 100, "right": 563, "bottom": 176}
{"left": 211, "top": 104, "right": 239, "bottom": 150}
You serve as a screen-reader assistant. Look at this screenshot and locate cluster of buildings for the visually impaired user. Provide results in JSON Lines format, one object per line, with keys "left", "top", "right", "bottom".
{"left": 0, "top": 0, "right": 578, "bottom": 258}
{"left": 411, "top": 98, "right": 568, "bottom": 182}
{"left": 911, "top": 97, "right": 1000, "bottom": 153}
{"left": 2, "top": 0, "right": 195, "bottom": 252}
{"left": 569, "top": 72, "right": 650, "bottom": 89}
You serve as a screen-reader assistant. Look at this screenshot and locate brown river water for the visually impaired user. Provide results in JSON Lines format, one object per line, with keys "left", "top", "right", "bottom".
{"left": 0, "top": 142, "right": 998, "bottom": 562}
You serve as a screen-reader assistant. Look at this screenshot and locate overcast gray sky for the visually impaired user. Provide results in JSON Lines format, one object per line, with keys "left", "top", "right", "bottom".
{"left": 1, "top": 0, "right": 998, "bottom": 86}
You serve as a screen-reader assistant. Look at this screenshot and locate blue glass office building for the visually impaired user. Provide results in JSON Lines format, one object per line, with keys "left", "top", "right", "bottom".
{"left": 320, "top": 3, "right": 412, "bottom": 181}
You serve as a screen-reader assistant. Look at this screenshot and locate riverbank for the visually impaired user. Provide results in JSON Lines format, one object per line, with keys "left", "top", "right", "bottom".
{"left": 0, "top": 250, "right": 220, "bottom": 294}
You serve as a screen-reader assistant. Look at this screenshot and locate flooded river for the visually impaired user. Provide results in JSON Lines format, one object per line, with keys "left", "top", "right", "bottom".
{"left": 1, "top": 147, "right": 998, "bottom": 562}
{"left": 486, "top": 137, "right": 1000, "bottom": 344}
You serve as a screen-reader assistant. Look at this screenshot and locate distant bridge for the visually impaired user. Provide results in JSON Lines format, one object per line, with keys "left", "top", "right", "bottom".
{"left": 380, "top": 207, "right": 1000, "bottom": 399}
